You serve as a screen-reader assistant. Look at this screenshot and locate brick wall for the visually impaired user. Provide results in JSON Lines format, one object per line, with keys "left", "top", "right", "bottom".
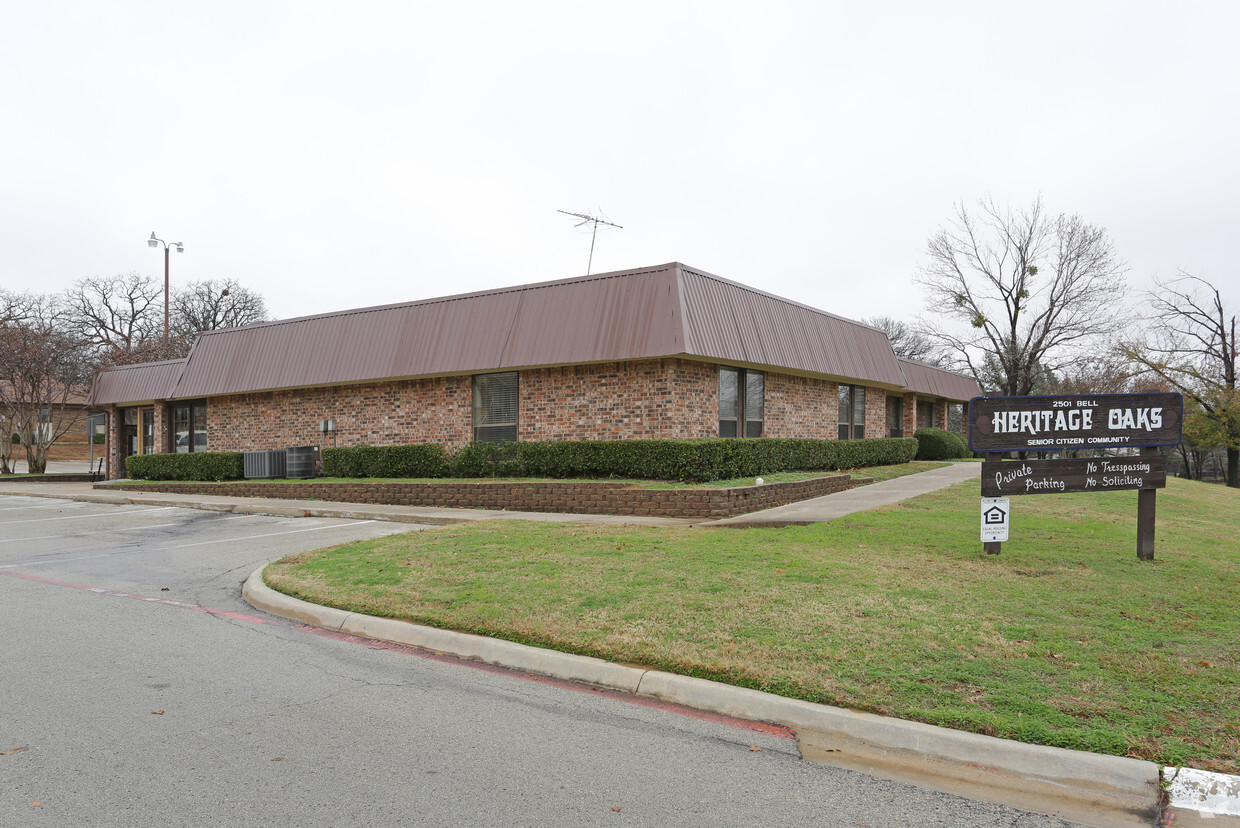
{"left": 902, "top": 393, "right": 918, "bottom": 438}
{"left": 207, "top": 376, "right": 472, "bottom": 453}
{"left": 102, "top": 473, "right": 864, "bottom": 519}
{"left": 863, "top": 385, "right": 886, "bottom": 439}
{"left": 765, "top": 374, "right": 837, "bottom": 438}
{"left": 105, "top": 358, "right": 939, "bottom": 479}
{"left": 520, "top": 359, "right": 716, "bottom": 441}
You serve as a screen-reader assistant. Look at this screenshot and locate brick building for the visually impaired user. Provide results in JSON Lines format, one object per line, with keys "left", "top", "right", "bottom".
{"left": 88, "top": 262, "right": 980, "bottom": 479}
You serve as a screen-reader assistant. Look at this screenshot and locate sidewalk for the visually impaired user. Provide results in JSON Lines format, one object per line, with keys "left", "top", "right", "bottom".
{"left": 712, "top": 462, "right": 981, "bottom": 526}
{"left": 0, "top": 464, "right": 982, "bottom": 527}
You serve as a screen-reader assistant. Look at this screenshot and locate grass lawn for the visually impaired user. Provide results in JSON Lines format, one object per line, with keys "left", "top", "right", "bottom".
{"left": 264, "top": 474, "right": 1240, "bottom": 772}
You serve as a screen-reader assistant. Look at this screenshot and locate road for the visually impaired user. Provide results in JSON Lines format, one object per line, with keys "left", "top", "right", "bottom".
{"left": 0, "top": 494, "right": 1089, "bottom": 827}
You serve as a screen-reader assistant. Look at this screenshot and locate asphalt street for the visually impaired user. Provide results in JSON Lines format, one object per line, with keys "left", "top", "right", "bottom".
{"left": 0, "top": 495, "right": 1091, "bottom": 827}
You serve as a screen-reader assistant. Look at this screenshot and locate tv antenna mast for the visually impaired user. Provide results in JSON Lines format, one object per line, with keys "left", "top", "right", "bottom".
{"left": 557, "top": 209, "right": 622, "bottom": 275}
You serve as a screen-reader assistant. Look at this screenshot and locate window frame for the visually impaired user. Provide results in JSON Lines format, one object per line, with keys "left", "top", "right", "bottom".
{"left": 886, "top": 395, "right": 903, "bottom": 438}
{"left": 838, "top": 384, "right": 866, "bottom": 440}
{"left": 718, "top": 366, "right": 764, "bottom": 438}
{"left": 168, "top": 400, "right": 209, "bottom": 453}
{"left": 473, "top": 371, "right": 519, "bottom": 443}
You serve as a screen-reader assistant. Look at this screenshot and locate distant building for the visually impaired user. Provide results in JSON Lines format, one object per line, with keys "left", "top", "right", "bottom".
{"left": 88, "top": 262, "right": 980, "bottom": 479}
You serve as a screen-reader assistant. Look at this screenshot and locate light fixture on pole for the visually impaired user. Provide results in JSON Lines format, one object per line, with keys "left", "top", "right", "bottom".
{"left": 147, "top": 232, "right": 184, "bottom": 342}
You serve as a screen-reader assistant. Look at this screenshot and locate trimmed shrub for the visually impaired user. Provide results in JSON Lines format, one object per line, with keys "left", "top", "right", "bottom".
{"left": 451, "top": 436, "right": 919, "bottom": 483}
{"left": 322, "top": 444, "right": 450, "bottom": 478}
{"left": 124, "top": 451, "right": 244, "bottom": 481}
{"left": 914, "top": 428, "right": 970, "bottom": 460}
{"left": 185, "top": 437, "right": 920, "bottom": 483}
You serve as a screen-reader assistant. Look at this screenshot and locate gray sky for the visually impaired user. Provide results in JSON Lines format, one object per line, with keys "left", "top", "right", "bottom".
{"left": 3, "top": 1, "right": 1237, "bottom": 325}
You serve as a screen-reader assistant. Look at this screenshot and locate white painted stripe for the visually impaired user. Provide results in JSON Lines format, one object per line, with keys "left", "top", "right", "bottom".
{"left": 0, "top": 507, "right": 175, "bottom": 525}
{"left": 1165, "top": 766, "right": 1240, "bottom": 816}
{"left": 0, "top": 521, "right": 195, "bottom": 560}
{"left": 0, "top": 502, "right": 78, "bottom": 512}
{"left": 163, "top": 520, "right": 377, "bottom": 549}
{"left": 0, "top": 513, "right": 262, "bottom": 551}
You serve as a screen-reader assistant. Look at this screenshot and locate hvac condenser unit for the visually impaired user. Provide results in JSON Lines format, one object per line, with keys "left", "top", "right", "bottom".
{"left": 285, "top": 445, "right": 318, "bottom": 479}
{"left": 243, "top": 450, "right": 286, "bottom": 479}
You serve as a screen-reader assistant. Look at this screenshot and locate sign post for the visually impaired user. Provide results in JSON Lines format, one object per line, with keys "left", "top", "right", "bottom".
{"left": 968, "top": 393, "right": 1183, "bottom": 560}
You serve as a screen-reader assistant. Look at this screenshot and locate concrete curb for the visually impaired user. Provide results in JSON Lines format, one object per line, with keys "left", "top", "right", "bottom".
{"left": 241, "top": 566, "right": 1197, "bottom": 826}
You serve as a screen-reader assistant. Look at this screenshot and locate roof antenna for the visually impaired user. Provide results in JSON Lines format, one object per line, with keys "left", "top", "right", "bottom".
{"left": 557, "top": 210, "right": 622, "bottom": 275}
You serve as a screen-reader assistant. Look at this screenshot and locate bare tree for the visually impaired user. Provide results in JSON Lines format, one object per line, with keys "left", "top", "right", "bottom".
{"left": 1047, "top": 354, "right": 1140, "bottom": 396}
{"left": 0, "top": 289, "right": 32, "bottom": 472}
{"left": 915, "top": 197, "right": 1128, "bottom": 396}
{"left": 863, "top": 316, "right": 948, "bottom": 366}
{"left": 171, "top": 278, "right": 269, "bottom": 339}
{"left": 62, "top": 272, "right": 163, "bottom": 354}
{"left": 1, "top": 288, "right": 31, "bottom": 326}
{"left": 0, "top": 296, "right": 93, "bottom": 474}
{"left": 1124, "top": 274, "right": 1237, "bottom": 487}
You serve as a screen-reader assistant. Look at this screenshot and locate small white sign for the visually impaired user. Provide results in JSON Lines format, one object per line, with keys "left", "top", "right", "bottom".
{"left": 981, "top": 497, "right": 1010, "bottom": 542}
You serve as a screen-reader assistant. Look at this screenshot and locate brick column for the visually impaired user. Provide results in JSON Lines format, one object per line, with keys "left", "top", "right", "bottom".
{"left": 864, "top": 386, "right": 886, "bottom": 439}
{"left": 106, "top": 406, "right": 123, "bottom": 480}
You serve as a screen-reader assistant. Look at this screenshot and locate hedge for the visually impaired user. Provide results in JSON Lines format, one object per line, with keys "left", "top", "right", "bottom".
{"left": 913, "top": 428, "right": 971, "bottom": 460}
{"left": 448, "top": 437, "right": 919, "bottom": 483}
{"left": 124, "top": 451, "right": 244, "bottom": 481}
{"left": 125, "top": 437, "right": 921, "bottom": 483}
{"left": 322, "top": 444, "right": 450, "bottom": 478}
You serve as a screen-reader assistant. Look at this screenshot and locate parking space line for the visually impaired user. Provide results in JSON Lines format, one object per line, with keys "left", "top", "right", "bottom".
{"left": 163, "top": 520, "right": 377, "bottom": 549}
{"left": 0, "top": 502, "right": 80, "bottom": 512}
{"left": 0, "top": 506, "right": 176, "bottom": 525}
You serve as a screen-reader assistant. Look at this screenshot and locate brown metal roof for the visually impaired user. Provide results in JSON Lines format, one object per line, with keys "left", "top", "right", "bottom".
{"left": 87, "top": 359, "right": 187, "bottom": 406}
{"left": 170, "top": 264, "right": 688, "bottom": 399}
{"left": 678, "top": 265, "right": 907, "bottom": 387}
{"left": 90, "top": 262, "right": 979, "bottom": 402}
{"left": 898, "top": 358, "right": 982, "bottom": 402}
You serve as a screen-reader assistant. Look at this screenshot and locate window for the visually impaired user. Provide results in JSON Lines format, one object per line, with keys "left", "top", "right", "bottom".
{"left": 838, "top": 384, "right": 866, "bottom": 439}
{"left": 918, "top": 400, "right": 936, "bottom": 430}
{"left": 170, "top": 401, "right": 208, "bottom": 453}
{"left": 473, "top": 371, "right": 518, "bottom": 443}
{"left": 948, "top": 403, "right": 964, "bottom": 433}
{"left": 886, "top": 396, "right": 903, "bottom": 438}
{"left": 141, "top": 409, "right": 155, "bottom": 454}
{"left": 719, "top": 367, "right": 763, "bottom": 437}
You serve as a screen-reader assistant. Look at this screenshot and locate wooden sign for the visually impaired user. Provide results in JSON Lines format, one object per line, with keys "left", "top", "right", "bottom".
{"left": 969, "top": 393, "right": 1183, "bottom": 452}
{"left": 982, "top": 457, "right": 1167, "bottom": 497}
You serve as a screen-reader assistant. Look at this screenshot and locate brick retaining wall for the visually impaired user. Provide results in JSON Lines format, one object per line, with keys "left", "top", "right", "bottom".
{"left": 99, "top": 474, "right": 868, "bottom": 519}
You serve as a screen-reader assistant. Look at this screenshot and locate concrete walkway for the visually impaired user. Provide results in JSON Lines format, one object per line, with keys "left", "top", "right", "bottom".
{"left": 713, "top": 461, "right": 981, "bottom": 526}
{"left": 0, "top": 463, "right": 982, "bottom": 527}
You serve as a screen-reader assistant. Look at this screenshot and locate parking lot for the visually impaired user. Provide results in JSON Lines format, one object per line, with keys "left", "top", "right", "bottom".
{"left": 0, "top": 493, "right": 1087, "bottom": 827}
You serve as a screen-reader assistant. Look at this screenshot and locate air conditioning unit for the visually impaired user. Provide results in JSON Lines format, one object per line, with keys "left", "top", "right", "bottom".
{"left": 285, "top": 445, "right": 318, "bottom": 479}
{"left": 243, "top": 450, "right": 286, "bottom": 479}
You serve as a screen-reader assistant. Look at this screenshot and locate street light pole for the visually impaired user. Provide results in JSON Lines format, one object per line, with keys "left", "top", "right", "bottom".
{"left": 147, "top": 232, "right": 184, "bottom": 343}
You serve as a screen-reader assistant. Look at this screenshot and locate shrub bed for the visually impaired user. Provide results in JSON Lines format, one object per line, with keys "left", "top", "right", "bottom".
{"left": 451, "top": 437, "right": 918, "bottom": 482}
{"left": 126, "top": 438, "right": 919, "bottom": 484}
{"left": 913, "top": 428, "right": 971, "bottom": 460}
{"left": 124, "top": 451, "right": 244, "bottom": 481}
{"left": 322, "top": 444, "right": 450, "bottom": 478}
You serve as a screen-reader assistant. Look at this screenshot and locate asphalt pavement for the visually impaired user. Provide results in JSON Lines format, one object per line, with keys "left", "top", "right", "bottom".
{"left": 0, "top": 494, "right": 1098, "bottom": 827}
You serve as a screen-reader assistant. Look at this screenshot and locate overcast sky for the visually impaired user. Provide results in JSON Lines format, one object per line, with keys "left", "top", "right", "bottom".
{"left": 3, "top": 1, "right": 1237, "bottom": 326}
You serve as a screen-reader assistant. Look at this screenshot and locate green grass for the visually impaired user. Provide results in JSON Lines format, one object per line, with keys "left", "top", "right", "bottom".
{"left": 265, "top": 475, "right": 1240, "bottom": 773}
